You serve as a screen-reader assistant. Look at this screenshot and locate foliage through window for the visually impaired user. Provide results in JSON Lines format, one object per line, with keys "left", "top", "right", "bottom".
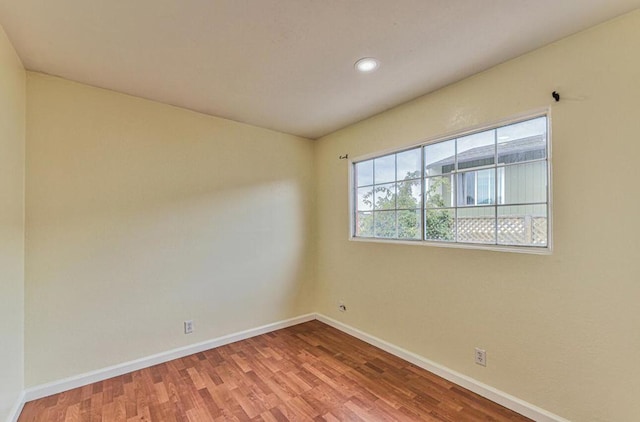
{"left": 353, "top": 115, "right": 550, "bottom": 250}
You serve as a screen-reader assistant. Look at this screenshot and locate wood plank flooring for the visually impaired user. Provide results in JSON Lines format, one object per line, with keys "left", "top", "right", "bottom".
{"left": 19, "top": 320, "right": 531, "bottom": 421}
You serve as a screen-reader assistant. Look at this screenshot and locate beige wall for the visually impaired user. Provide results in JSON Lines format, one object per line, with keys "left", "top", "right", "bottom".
{"left": 25, "top": 73, "right": 315, "bottom": 386}
{"left": 315, "top": 10, "right": 640, "bottom": 422}
{"left": 0, "top": 25, "right": 25, "bottom": 421}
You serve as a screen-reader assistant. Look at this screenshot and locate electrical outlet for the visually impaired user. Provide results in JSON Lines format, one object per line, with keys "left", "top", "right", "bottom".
{"left": 475, "top": 347, "right": 486, "bottom": 366}
{"left": 184, "top": 320, "right": 194, "bottom": 334}
{"left": 338, "top": 301, "right": 347, "bottom": 312}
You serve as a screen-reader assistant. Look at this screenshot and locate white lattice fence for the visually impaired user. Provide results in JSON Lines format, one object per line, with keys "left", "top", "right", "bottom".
{"left": 531, "top": 217, "right": 547, "bottom": 244}
{"left": 457, "top": 216, "right": 547, "bottom": 245}
{"left": 457, "top": 217, "right": 495, "bottom": 243}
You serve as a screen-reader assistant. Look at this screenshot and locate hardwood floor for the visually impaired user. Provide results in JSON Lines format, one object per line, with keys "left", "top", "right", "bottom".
{"left": 19, "top": 320, "right": 531, "bottom": 421}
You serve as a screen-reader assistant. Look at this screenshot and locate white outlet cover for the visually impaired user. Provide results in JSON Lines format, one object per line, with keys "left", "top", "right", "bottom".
{"left": 184, "top": 320, "right": 194, "bottom": 334}
{"left": 475, "top": 347, "right": 487, "bottom": 366}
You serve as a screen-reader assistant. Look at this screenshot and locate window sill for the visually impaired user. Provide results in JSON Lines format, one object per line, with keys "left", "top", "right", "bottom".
{"left": 349, "top": 236, "right": 552, "bottom": 255}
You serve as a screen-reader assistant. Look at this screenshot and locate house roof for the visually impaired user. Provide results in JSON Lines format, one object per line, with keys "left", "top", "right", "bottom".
{"left": 428, "top": 135, "right": 546, "bottom": 171}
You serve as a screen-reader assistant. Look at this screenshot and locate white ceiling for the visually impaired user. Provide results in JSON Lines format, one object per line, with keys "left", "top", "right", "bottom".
{"left": 0, "top": 1, "right": 638, "bottom": 139}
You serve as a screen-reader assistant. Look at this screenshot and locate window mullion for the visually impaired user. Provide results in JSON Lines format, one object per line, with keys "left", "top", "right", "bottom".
{"left": 372, "top": 159, "right": 376, "bottom": 238}
{"left": 421, "top": 146, "right": 426, "bottom": 241}
{"left": 494, "top": 129, "right": 498, "bottom": 245}
{"left": 454, "top": 138, "right": 459, "bottom": 243}
{"left": 394, "top": 153, "right": 398, "bottom": 239}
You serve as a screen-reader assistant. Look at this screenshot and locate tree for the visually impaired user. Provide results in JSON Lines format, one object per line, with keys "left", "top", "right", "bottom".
{"left": 356, "top": 170, "right": 453, "bottom": 240}
{"left": 425, "top": 177, "right": 454, "bottom": 241}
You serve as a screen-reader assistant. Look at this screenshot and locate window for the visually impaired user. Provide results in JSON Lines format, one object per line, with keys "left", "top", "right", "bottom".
{"left": 352, "top": 114, "right": 550, "bottom": 252}
{"left": 355, "top": 148, "right": 422, "bottom": 239}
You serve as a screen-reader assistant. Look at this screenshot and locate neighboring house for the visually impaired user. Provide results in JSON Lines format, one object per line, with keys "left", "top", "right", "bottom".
{"left": 425, "top": 133, "right": 548, "bottom": 245}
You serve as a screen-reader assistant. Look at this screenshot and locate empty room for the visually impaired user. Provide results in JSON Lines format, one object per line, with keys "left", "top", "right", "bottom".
{"left": 1, "top": 1, "right": 640, "bottom": 421}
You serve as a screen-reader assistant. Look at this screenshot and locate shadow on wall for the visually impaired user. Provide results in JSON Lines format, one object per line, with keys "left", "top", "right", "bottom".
{"left": 25, "top": 73, "right": 315, "bottom": 385}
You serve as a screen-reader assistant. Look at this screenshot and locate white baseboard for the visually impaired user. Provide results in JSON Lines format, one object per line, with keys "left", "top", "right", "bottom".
{"left": 23, "top": 314, "right": 315, "bottom": 402}
{"left": 315, "top": 313, "right": 569, "bottom": 422}
{"left": 5, "top": 391, "right": 25, "bottom": 422}
{"left": 18, "top": 312, "right": 566, "bottom": 422}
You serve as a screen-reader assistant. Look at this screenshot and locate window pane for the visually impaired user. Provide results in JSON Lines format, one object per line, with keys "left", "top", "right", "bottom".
{"left": 457, "top": 207, "right": 496, "bottom": 244}
{"left": 497, "top": 205, "right": 547, "bottom": 246}
{"left": 498, "top": 161, "right": 547, "bottom": 205}
{"left": 356, "top": 160, "right": 373, "bottom": 187}
{"left": 497, "top": 117, "right": 546, "bottom": 164}
{"left": 356, "top": 212, "right": 373, "bottom": 237}
{"left": 426, "top": 176, "right": 454, "bottom": 208}
{"left": 425, "top": 139, "right": 455, "bottom": 176}
{"left": 396, "top": 178, "right": 421, "bottom": 209}
{"left": 397, "top": 148, "right": 421, "bottom": 181}
{"left": 374, "top": 211, "right": 396, "bottom": 238}
{"left": 357, "top": 187, "right": 373, "bottom": 211}
{"left": 398, "top": 209, "right": 421, "bottom": 240}
{"left": 476, "top": 169, "right": 495, "bottom": 205}
{"left": 457, "top": 169, "right": 495, "bottom": 206}
{"left": 463, "top": 172, "right": 475, "bottom": 205}
{"left": 373, "top": 183, "right": 396, "bottom": 210}
{"left": 426, "top": 208, "right": 455, "bottom": 241}
{"left": 457, "top": 130, "right": 495, "bottom": 170}
{"left": 374, "top": 155, "right": 396, "bottom": 184}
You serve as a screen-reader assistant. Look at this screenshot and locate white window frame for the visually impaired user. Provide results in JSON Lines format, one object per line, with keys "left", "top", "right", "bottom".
{"left": 348, "top": 109, "right": 553, "bottom": 255}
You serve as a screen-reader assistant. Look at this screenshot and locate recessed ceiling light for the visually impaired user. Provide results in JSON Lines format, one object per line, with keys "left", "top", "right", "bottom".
{"left": 355, "top": 57, "right": 380, "bottom": 73}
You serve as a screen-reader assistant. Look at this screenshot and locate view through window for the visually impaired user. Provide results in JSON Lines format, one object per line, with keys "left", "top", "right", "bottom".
{"left": 353, "top": 114, "right": 550, "bottom": 250}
